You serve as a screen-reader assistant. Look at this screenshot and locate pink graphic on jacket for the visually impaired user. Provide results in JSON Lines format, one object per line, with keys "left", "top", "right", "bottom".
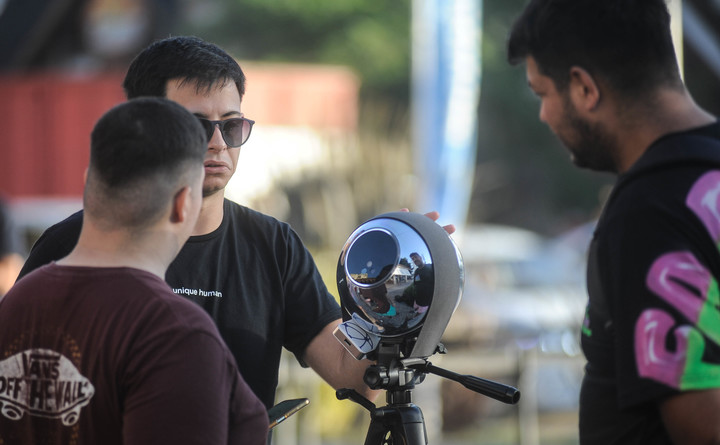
{"left": 646, "top": 252, "right": 710, "bottom": 324}
{"left": 635, "top": 171, "right": 720, "bottom": 389}
{"left": 634, "top": 306, "right": 720, "bottom": 389}
{"left": 635, "top": 309, "right": 691, "bottom": 387}
{"left": 686, "top": 170, "right": 720, "bottom": 243}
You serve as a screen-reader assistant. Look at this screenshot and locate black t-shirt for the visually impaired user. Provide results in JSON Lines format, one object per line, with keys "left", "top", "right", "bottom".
{"left": 413, "top": 265, "right": 434, "bottom": 307}
{"left": 580, "top": 121, "right": 720, "bottom": 444}
{"left": 0, "top": 264, "right": 268, "bottom": 444}
{"left": 18, "top": 199, "right": 341, "bottom": 408}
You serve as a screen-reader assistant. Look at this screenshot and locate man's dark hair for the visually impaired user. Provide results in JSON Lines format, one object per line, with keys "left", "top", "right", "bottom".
{"left": 507, "top": 0, "right": 683, "bottom": 96}
{"left": 122, "top": 36, "right": 246, "bottom": 100}
{"left": 86, "top": 97, "right": 207, "bottom": 229}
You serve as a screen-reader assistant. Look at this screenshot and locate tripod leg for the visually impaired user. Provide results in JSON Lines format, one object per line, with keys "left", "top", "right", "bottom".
{"left": 364, "top": 406, "right": 428, "bottom": 445}
{"left": 364, "top": 417, "right": 394, "bottom": 445}
{"left": 364, "top": 421, "right": 426, "bottom": 445}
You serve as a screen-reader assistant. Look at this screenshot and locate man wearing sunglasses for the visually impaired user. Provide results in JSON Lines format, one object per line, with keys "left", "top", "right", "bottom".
{"left": 18, "top": 36, "right": 454, "bottom": 413}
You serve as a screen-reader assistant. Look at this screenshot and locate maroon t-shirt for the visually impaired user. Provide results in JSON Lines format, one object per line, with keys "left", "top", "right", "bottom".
{"left": 0, "top": 264, "right": 268, "bottom": 444}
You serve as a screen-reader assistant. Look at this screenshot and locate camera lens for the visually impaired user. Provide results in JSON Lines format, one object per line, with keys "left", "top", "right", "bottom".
{"left": 346, "top": 229, "right": 399, "bottom": 287}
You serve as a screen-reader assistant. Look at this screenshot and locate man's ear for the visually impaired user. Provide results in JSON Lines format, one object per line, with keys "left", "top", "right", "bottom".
{"left": 170, "top": 186, "right": 191, "bottom": 224}
{"left": 569, "top": 66, "right": 601, "bottom": 112}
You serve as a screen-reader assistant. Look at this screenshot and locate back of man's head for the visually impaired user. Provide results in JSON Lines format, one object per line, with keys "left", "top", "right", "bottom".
{"left": 507, "top": 0, "right": 683, "bottom": 97}
{"left": 123, "top": 36, "right": 246, "bottom": 100}
{"left": 85, "top": 97, "right": 207, "bottom": 230}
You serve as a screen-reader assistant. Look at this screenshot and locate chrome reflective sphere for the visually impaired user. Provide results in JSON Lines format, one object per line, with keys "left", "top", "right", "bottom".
{"left": 337, "top": 212, "right": 464, "bottom": 360}
{"left": 339, "top": 218, "right": 435, "bottom": 336}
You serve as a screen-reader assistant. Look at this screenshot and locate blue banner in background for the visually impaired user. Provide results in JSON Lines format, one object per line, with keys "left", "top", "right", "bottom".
{"left": 411, "top": 0, "right": 482, "bottom": 234}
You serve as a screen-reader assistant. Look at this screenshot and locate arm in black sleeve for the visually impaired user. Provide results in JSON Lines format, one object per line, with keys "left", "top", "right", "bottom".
{"left": 17, "top": 210, "right": 84, "bottom": 280}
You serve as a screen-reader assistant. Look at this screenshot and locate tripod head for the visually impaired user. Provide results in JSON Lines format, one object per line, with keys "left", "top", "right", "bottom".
{"left": 337, "top": 339, "right": 520, "bottom": 445}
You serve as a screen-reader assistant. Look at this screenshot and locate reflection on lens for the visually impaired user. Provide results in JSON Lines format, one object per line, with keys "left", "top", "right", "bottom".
{"left": 346, "top": 229, "right": 399, "bottom": 286}
{"left": 199, "top": 120, "right": 215, "bottom": 141}
{"left": 224, "top": 120, "right": 241, "bottom": 146}
{"left": 339, "top": 220, "right": 438, "bottom": 337}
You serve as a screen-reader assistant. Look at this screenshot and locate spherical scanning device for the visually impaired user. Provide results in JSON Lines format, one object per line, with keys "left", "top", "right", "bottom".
{"left": 333, "top": 211, "right": 464, "bottom": 361}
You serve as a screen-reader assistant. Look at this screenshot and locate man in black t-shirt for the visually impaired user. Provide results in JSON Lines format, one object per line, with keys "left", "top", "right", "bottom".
{"left": 411, "top": 252, "right": 433, "bottom": 309}
{"left": 18, "top": 36, "right": 455, "bottom": 410}
{"left": 508, "top": 1, "right": 720, "bottom": 443}
{"left": 18, "top": 36, "right": 366, "bottom": 410}
{"left": 398, "top": 252, "right": 433, "bottom": 313}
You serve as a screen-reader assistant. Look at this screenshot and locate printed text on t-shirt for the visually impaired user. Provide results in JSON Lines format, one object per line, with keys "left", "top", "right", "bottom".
{"left": 172, "top": 287, "right": 223, "bottom": 298}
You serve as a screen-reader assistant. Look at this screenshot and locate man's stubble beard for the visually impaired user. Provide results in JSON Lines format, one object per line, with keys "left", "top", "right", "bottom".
{"left": 561, "top": 98, "right": 619, "bottom": 174}
{"left": 202, "top": 183, "right": 225, "bottom": 198}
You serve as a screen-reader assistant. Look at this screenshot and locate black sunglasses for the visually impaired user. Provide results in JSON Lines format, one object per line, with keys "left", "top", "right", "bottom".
{"left": 197, "top": 117, "right": 255, "bottom": 147}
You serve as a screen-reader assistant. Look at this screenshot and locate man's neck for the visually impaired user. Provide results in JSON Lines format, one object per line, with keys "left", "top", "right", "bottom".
{"left": 613, "top": 88, "right": 716, "bottom": 173}
{"left": 193, "top": 191, "right": 225, "bottom": 236}
{"left": 58, "top": 224, "right": 181, "bottom": 279}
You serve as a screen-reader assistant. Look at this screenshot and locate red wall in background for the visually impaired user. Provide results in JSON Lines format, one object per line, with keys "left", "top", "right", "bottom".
{"left": 0, "top": 73, "right": 126, "bottom": 198}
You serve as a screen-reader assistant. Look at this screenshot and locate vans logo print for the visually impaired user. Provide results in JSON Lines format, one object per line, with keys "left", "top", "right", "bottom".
{"left": 0, "top": 349, "right": 95, "bottom": 426}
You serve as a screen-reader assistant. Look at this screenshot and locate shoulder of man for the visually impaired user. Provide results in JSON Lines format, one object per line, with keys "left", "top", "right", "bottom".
{"left": 223, "top": 198, "right": 282, "bottom": 224}
{"left": 222, "top": 198, "right": 295, "bottom": 236}
{"left": 623, "top": 127, "right": 720, "bottom": 183}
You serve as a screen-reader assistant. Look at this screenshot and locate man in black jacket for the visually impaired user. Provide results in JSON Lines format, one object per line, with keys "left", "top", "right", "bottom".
{"left": 508, "top": 1, "right": 720, "bottom": 443}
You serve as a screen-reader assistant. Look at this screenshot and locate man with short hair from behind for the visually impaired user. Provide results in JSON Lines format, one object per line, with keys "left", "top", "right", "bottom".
{"left": 508, "top": 0, "right": 720, "bottom": 443}
{"left": 0, "top": 97, "right": 268, "bottom": 444}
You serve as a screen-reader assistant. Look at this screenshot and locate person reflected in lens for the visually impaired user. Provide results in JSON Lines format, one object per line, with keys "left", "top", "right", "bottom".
{"left": 398, "top": 252, "right": 433, "bottom": 314}
{"left": 359, "top": 285, "right": 396, "bottom": 317}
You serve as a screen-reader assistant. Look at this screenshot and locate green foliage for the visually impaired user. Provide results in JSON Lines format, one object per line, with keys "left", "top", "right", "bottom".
{"left": 181, "top": 0, "right": 411, "bottom": 101}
